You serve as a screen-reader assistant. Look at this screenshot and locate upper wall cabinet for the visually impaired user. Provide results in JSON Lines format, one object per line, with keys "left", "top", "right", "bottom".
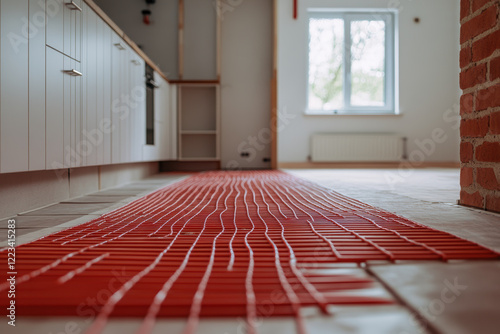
{"left": 46, "top": 0, "right": 82, "bottom": 61}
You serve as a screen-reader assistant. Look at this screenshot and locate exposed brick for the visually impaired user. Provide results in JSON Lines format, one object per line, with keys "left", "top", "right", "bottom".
{"left": 460, "top": 190, "right": 484, "bottom": 208}
{"left": 461, "top": 141, "right": 475, "bottom": 162}
{"left": 460, "top": 46, "right": 472, "bottom": 68}
{"left": 460, "top": 116, "right": 490, "bottom": 137}
{"left": 472, "top": 0, "right": 493, "bottom": 13}
{"left": 476, "top": 84, "right": 500, "bottom": 111}
{"left": 460, "top": 93, "right": 475, "bottom": 115}
{"left": 486, "top": 194, "right": 500, "bottom": 213}
{"left": 461, "top": 167, "right": 475, "bottom": 187}
{"left": 459, "top": 63, "right": 487, "bottom": 89}
{"left": 476, "top": 141, "right": 500, "bottom": 162}
{"left": 472, "top": 29, "right": 500, "bottom": 62}
{"left": 491, "top": 111, "right": 500, "bottom": 134}
{"left": 490, "top": 56, "right": 500, "bottom": 81}
{"left": 461, "top": 0, "right": 471, "bottom": 20}
{"left": 460, "top": 5, "right": 497, "bottom": 43}
{"left": 477, "top": 168, "right": 500, "bottom": 190}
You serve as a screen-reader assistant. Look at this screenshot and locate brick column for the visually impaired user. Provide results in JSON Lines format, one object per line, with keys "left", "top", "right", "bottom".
{"left": 460, "top": 0, "right": 500, "bottom": 212}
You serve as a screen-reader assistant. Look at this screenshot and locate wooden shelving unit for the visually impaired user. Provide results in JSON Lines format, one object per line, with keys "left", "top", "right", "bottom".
{"left": 178, "top": 83, "right": 220, "bottom": 161}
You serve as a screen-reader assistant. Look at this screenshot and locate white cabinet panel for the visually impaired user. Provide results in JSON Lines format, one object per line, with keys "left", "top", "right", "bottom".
{"left": 46, "top": 47, "right": 82, "bottom": 170}
{"left": 156, "top": 74, "right": 171, "bottom": 161}
{"left": 120, "top": 45, "right": 131, "bottom": 163}
{"left": 29, "top": 0, "right": 47, "bottom": 171}
{"left": 80, "top": 1, "right": 87, "bottom": 166}
{"left": 46, "top": 0, "right": 64, "bottom": 53}
{"left": 85, "top": 8, "right": 97, "bottom": 166}
{"left": 70, "top": 58, "right": 83, "bottom": 168}
{"left": 0, "top": 0, "right": 30, "bottom": 173}
{"left": 47, "top": 0, "right": 82, "bottom": 61}
{"left": 95, "top": 17, "right": 104, "bottom": 165}
{"left": 45, "top": 47, "right": 65, "bottom": 169}
{"left": 103, "top": 25, "right": 112, "bottom": 165}
{"left": 131, "top": 55, "right": 145, "bottom": 162}
{"left": 66, "top": 0, "right": 82, "bottom": 61}
{"left": 110, "top": 32, "right": 122, "bottom": 164}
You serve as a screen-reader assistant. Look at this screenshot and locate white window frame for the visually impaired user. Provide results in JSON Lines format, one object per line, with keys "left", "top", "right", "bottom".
{"left": 306, "top": 10, "right": 397, "bottom": 115}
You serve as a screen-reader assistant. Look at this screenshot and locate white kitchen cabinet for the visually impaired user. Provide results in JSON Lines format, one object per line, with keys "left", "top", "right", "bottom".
{"left": 46, "top": 0, "right": 82, "bottom": 61}
{"left": 143, "top": 73, "right": 177, "bottom": 162}
{"left": 1, "top": 0, "right": 169, "bottom": 174}
{"left": 0, "top": 0, "right": 30, "bottom": 173}
{"left": 95, "top": 17, "right": 104, "bottom": 165}
{"left": 131, "top": 55, "right": 146, "bottom": 163}
{"left": 85, "top": 7, "right": 97, "bottom": 166}
{"left": 157, "top": 74, "right": 174, "bottom": 161}
{"left": 102, "top": 24, "right": 112, "bottom": 165}
{"left": 46, "top": 47, "right": 82, "bottom": 170}
{"left": 45, "top": 47, "right": 64, "bottom": 169}
{"left": 110, "top": 32, "right": 121, "bottom": 164}
{"left": 29, "top": 0, "right": 47, "bottom": 171}
{"left": 120, "top": 45, "right": 132, "bottom": 163}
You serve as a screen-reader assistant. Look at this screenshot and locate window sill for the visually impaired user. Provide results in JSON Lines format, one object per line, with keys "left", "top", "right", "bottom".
{"left": 304, "top": 112, "right": 402, "bottom": 117}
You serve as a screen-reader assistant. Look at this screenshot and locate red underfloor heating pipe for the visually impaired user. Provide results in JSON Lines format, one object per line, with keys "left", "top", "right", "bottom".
{"left": 1, "top": 171, "right": 498, "bottom": 334}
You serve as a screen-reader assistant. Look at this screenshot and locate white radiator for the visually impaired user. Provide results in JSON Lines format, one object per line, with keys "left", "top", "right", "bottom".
{"left": 311, "top": 134, "right": 404, "bottom": 162}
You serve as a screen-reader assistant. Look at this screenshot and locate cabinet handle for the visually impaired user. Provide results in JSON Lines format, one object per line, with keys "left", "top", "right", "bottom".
{"left": 114, "top": 43, "right": 126, "bottom": 50}
{"left": 65, "top": 1, "right": 82, "bottom": 12}
{"left": 64, "top": 69, "right": 83, "bottom": 77}
{"left": 131, "top": 60, "right": 141, "bottom": 66}
{"left": 147, "top": 80, "right": 160, "bottom": 88}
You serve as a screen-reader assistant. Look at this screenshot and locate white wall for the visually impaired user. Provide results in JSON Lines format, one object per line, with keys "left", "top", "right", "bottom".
{"left": 277, "top": 0, "right": 461, "bottom": 163}
{"left": 94, "top": 0, "right": 179, "bottom": 78}
{"left": 220, "top": 0, "right": 273, "bottom": 169}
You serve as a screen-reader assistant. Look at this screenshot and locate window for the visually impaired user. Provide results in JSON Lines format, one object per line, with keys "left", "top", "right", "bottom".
{"left": 307, "top": 11, "right": 396, "bottom": 115}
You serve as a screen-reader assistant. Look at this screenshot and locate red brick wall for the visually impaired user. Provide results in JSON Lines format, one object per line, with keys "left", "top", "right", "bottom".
{"left": 460, "top": 0, "right": 500, "bottom": 212}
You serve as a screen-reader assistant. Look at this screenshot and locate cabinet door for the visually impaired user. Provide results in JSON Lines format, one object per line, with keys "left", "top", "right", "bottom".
{"left": 111, "top": 32, "right": 124, "bottom": 164}
{"left": 68, "top": 0, "right": 82, "bottom": 61}
{"left": 102, "top": 25, "right": 112, "bottom": 165}
{"left": 155, "top": 75, "right": 172, "bottom": 161}
{"left": 95, "top": 17, "right": 104, "bottom": 165}
{"left": 131, "top": 56, "right": 145, "bottom": 162}
{"left": 47, "top": 0, "right": 81, "bottom": 60}
{"left": 46, "top": 0, "right": 64, "bottom": 53}
{"left": 0, "top": 0, "right": 30, "bottom": 173}
{"left": 85, "top": 9, "right": 97, "bottom": 166}
{"left": 70, "top": 58, "right": 83, "bottom": 168}
{"left": 46, "top": 48, "right": 65, "bottom": 170}
{"left": 120, "top": 45, "right": 131, "bottom": 163}
{"left": 29, "top": 0, "right": 47, "bottom": 171}
{"left": 46, "top": 47, "right": 82, "bottom": 170}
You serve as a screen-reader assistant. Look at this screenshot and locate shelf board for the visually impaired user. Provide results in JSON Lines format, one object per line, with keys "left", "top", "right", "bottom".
{"left": 181, "top": 130, "right": 217, "bottom": 135}
{"left": 179, "top": 158, "right": 220, "bottom": 161}
{"left": 171, "top": 80, "right": 220, "bottom": 85}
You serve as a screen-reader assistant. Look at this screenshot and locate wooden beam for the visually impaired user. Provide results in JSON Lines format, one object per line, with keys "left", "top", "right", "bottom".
{"left": 178, "top": 0, "right": 184, "bottom": 80}
{"left": 216, "top": 0, "right": 222, "bottom": 80}
{"left": 271, "top": 0, "right": 278, "bottom": 169}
